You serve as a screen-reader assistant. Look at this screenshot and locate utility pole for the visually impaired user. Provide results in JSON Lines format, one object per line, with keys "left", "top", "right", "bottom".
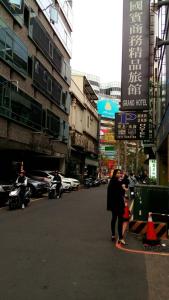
{"left": 136, "top": 141, "right": 139, "bottom": 174}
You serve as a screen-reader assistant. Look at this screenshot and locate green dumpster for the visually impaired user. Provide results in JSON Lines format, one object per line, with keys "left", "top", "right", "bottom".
{"left": 133, "top": 184, "right": 169, "bottom": 223}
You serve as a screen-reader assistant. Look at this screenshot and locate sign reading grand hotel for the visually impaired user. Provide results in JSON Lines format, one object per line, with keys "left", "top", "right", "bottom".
{"left": 121, "top": 0, "right": 149, "bottom": 111}
{"left": 115, "top": 112, "right": 149, "bottom": 140}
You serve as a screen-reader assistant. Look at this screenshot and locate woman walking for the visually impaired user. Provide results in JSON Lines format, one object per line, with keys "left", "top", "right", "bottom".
{"left": 107, "top": 169, "right": 126, "bottom": 245}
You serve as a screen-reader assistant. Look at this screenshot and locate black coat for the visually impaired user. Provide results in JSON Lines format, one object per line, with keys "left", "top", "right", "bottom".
{"left": 107, "top": 177, "right": 125, "bottom": 215}
{"left": 53, "top": 174, "right": 61, "bottom": 186}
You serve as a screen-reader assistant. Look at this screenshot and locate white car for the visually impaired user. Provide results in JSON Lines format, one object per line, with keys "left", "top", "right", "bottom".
{"left": 59, "top": 174, "right": 80, "bottom": 190}
{"left": 28, "top": 170, "right": 71, "bottom": 192}
{"left": 61, "top": 180, "right": 72, "bottom": 192}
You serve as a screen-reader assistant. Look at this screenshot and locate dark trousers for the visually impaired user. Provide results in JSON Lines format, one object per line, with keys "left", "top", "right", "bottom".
{"left": 19, "top": 187, "right": 26, "bottom": 205}
{"left": 111, "top": 212, "right": 123, "bottom": 239}
{"left": 56, "top": 184, "right": 61, "bottom": 195}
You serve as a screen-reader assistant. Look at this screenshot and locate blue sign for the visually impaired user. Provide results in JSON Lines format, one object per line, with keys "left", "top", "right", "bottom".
{"left": 97, "top": 98, "right": 119, "bottom": 119}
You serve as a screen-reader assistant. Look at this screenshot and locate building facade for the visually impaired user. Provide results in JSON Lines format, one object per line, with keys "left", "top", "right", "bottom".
{"left": 69, "top": 74, "right": 99, "bottom": 181}
{"left": 0, "top": 0, "right": 72, "bottom": 178}
{"left": 153, "top": 0, "right": 169, "bottom": 185}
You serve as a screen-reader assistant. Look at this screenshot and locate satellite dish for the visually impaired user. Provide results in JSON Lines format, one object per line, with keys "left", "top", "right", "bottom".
{"left": 49, "top": 7, "right": 58, "bottom": 24}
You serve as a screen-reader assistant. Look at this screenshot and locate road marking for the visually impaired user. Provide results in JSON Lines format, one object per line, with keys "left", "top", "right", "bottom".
{"left": 31, "top": 197, "right": 44, "bottom": 202}
{"left": 0, "top": 196, "right": 45, "bottom": 211}
{"left": 116, "top": 242, "right": 169, "bottom": 257}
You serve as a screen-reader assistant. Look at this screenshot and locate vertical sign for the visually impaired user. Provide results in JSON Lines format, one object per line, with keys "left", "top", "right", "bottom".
{"left": 149, "top": 159, "right": 157, "bottom": 179}
{"left": 121, "top": 0, "right": 150, "bottom": 110}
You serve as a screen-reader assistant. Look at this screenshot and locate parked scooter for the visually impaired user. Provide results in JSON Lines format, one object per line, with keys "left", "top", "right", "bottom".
{"left": 84, "top": 177, "right": 94, "bottom": 188}
{"left": 8, "top": 183, "right": 31, "bottom": 210}
{"left": 93, "top": 178, "right": 101, "bottom": 187}
{"left": 48, "top": 181, "right": 61, "bottom": 199}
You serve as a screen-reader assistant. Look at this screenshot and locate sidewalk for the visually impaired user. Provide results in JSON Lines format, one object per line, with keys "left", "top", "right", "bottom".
{"left": 120, "top": 200, "right": 169, "bottom": 256}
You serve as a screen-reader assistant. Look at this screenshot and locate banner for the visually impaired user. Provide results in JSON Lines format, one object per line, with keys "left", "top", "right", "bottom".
{"left": 121, "top": 0, "right": 150, "bottom": 110}
{"left": 97, "top": 98, "right": 119, "bottom": 119}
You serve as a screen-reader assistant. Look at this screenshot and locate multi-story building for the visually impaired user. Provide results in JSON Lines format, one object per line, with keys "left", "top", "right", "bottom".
{"left": 100, "top": 81, "right": 121, "bottom": 100}
{"left": 72, "top": 72, "right": 121, "bottom": 176}
{"left": 69, "top": 74, "right": 99, "bottom": 181}
{"left": 152, "top": 0, "right": 169, "bottom": 185}
{"left": 0, "top": 0, "right": 72, "bottom": 178}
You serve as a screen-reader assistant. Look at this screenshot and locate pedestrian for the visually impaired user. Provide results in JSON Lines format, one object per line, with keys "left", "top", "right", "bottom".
{"left": 16, "top": 170, "right": 28, "bottom": 209}
{"left": 52, "top": 170, "right": 62, "bottom": 198}
{"left": 107, "top": 169, "right": 126, "bottom": 245}
{"left": 121, "top": 171, "right": 129, "bottom": 189}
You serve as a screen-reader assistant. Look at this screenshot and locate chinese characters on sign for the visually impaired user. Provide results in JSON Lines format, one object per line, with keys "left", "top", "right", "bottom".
{"left": 115, "top": 112, "right": 149, "bottom": 140}
{"left": 121, "top": 0, "right": 149, "bottom": 110}
{"left": 149, "top": 159, "right": 157, "bottom": 179}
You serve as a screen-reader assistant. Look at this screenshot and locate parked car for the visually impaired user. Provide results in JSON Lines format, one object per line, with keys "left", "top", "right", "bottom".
{"left": 27, "top": 170, "right": 71, "bottom": 192}
{"left": 27, "top": 178, "right": 49, "bottom": 197}
{"left": 0, "top": 181, "right": 13, "bottom": 205}
{"left": 59, "top": 174, "right": 80, "bottom": 190}
{"left": 27, "top": 170, "right": 53, "bottom": 183}
{"left": 47, "top": 171, "right": 80, "bottom": 191}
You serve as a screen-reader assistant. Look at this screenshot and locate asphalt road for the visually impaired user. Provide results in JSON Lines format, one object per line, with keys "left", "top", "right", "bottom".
{"left": 0, "top": 186, "right": 169, "bottom": 300}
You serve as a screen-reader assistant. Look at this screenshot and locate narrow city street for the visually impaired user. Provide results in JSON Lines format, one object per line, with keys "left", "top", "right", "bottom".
{"left": 0, "top": 186, "right": 169, "bottom": 300}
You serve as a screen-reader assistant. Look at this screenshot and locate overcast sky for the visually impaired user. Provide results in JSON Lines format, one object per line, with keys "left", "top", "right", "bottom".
{"left": 71, "top": 0, "right": 123, "bottom": 83}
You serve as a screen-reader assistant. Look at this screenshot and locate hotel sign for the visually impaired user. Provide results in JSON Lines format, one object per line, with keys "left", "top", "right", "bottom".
{"left": 121, "top": 0, "right": 149, "bottom": 110}
{"left": 115, "top": 112, "right": 149, "bottom": 140}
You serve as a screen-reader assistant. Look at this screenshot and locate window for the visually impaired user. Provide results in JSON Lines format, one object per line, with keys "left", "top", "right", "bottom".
{"left": 9, "top": 0, "right": 22, "bottom": 9}
{"left": 87, "top": 116, "right": 90, "bottom": 128}
{"left": 49, "top": 41, "right": 53, "bottom": 58}
{"left": 2, "top": 85, "right": 11, "bottom": 108}
{"left": 46, "top": 110, "right": 60, "bottom": 138}
{"left": 35, "top": 61, "right": 39, "bottom": 74}
{"left": 62, "top": 91, "right": 66, "bottom": 108}
{"left": 5, "top": 33, "right": 13, "bottom": 60}
{"left": 43, "top": 70, "right": 48, "bottom": 82}
{"left": 1, "top": 0, "right": 24, "bottom": 25}
{"left": 0, "top": 27, "right": 6, "bottom": 58}
{"left": 47, "top": 77, "right": 52, "bottom": 93}
{"left": 29, "top": 13, "right": 63, "bottom": 74}
{"left": 28, "top": 56, "right": 33, "bottom": 76}
{"left": 24, "top": 5, "right": 29, "bottom": 28}
{"left": 33, "top": 58, "right": 62, "bottom": 107}
{"left": 13, "top": 39, "right": 28, "bottom": 72}
{"left": 0, "top": 17, "right": 28, "bottom": 75}
{"left": 63, "top": 121, "right": 69, "bottom": 142}
{"left": 0, "top": 76, "right": 42, "bottom": 130}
